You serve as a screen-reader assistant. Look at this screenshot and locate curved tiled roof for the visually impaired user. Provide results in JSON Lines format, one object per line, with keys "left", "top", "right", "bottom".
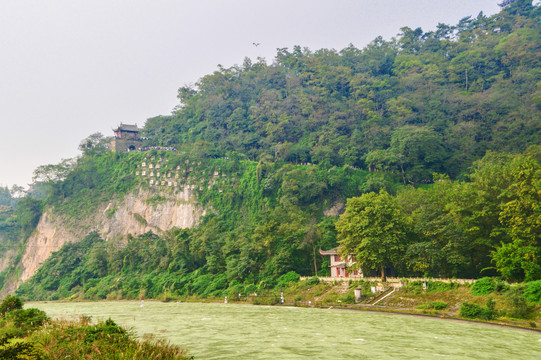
{"left": 319, "top": 247, "right": 340, "bottom": 255}
{"left": 115, "top": 123, "right": 139, "bottom": 132}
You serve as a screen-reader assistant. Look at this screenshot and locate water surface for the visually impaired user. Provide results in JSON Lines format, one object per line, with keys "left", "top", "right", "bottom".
{"left": 29, "top": 301, "right": 541, "bottom": 359}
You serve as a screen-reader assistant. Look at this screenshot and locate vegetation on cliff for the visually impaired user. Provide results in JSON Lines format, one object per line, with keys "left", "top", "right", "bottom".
{"left": 13, "top": 146, "right": 540, "bottom": 302}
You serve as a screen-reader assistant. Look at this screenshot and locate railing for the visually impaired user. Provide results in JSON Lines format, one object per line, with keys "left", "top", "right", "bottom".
{"left": 370, "top": 287, "right": 395, "bottom": 305}
{"left": 300, "top": 276, "right": 476, "bottom": 284}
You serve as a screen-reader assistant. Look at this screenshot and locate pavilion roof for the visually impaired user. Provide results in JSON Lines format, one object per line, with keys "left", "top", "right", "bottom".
{"left": 319, "top": 247, "right": 340, "bottom": 255}
{"left": 115, "top": 123, "right": 139, "bottom": 132}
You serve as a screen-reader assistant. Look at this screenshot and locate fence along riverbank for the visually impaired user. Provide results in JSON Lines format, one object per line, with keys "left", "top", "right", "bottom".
{"left": 301, "top": 276, "right": 476, "bottom": 284}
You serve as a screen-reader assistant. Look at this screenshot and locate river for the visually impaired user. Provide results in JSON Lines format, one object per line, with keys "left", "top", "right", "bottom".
{"left": 28, "top": 301, "right": 541, "bottom": 359}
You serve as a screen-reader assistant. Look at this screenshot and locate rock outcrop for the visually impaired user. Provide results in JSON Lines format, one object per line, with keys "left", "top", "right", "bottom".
{"left": 17, "top": 187, "right": 203, "bottom": 286}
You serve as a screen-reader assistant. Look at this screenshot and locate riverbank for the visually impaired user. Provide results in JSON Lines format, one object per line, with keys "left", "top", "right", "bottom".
{"left": 160, "top": 277, "right": 541, "bottom": 331}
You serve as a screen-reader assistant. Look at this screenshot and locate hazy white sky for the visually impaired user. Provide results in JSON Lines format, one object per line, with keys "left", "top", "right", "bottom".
{"left": 0, "top": 0, "right": 501, "bottom": 188}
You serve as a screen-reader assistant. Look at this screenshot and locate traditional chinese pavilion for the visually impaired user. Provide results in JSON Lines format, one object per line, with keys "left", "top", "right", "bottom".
{"left": 109, "top": 123, "right": 142, "bottom": 152}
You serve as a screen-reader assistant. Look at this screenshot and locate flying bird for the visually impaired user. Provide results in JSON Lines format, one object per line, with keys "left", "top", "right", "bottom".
{"left": 253, "top": 42, "right": 260, "bottom": 47}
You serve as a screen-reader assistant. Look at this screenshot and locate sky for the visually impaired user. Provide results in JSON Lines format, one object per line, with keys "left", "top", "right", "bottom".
{"left": 0, "top": 0, "right": 502, "bottom": 188}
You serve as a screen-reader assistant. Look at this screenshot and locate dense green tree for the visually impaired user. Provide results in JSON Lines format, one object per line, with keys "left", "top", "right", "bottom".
{"left": 493, "top": 153, "right": 541, "bottom": 281}
{"left": 336, "top": 191, "right": 409, "bottom": 280}
{"left": 78, "top": 132, "right": 110, "bottom": 157}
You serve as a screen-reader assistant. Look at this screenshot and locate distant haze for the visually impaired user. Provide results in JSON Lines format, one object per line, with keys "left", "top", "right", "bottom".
{"left": 0, "top": 0, "right": 500, "bottom": 188}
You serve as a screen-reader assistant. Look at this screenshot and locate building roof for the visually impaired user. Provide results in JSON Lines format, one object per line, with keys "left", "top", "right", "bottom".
{"left": 115, "top": 123, "right": 139, "bottom": 132}
{"left": 319, "top": 247, "right": 340, "bottom": 255}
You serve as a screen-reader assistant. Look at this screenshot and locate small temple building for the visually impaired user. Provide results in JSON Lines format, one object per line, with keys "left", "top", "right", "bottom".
{"left": 109, "top": 123, "right": 142, "bottom": 152}
{"left": 319, "top": 248, "right": 362, "bottom": 278}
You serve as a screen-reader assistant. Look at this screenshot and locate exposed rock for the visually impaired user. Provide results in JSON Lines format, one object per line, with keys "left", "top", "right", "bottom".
{"left": 16, "top": 186, "right": 204, "bottom": 287}
{"left": 323, "top": 200, "right": 344, "bottom": 217}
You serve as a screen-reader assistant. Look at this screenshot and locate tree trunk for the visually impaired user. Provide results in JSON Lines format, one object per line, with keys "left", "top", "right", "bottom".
{"left": 380, "top": 266, "right": 386, "bottom": 282}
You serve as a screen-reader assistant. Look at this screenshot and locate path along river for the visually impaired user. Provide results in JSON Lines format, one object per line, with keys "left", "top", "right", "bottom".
{"left": 29, "top": 301, "right": 541, "bottom": 359}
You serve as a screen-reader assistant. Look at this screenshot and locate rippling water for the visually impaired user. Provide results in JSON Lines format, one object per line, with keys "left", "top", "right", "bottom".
{"left": 29, "top": 301, "right": 541, "bottom": 359}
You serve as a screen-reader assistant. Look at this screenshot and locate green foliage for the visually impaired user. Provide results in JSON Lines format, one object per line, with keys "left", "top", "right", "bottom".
{"left": 305, "top": 277, "right": 320, "bottom": 286}
{"left": 0, "top": 187, "right": 14, "bottom": 207}
{"left": 418, "top": 301, "right": 447, "bottom": 310}
{"left": 5, "top": 309, "right": 47, "bottom": 330}
{"left": 142, "top": 8, "right": 540, "bottom": 183}
{"left": 459, "top": 300, "right": 496, "bottom": 320}
{"left": 336, "top": 190, "right": 409, "bottom": 279}
{"left": 429, "top": 301, "right": 448, "bottom": 310}
{"left": 495, "top": 154, "right": 541, "bottom": 281}
{"left": 0, "top": 296, "right": 23, "bottom": 317}
{"left": 471, "top": 277, "right": 496, "bottom": 296}
{"left": 276, "top": 271, "right": 300, "bottom": 288}
{"left": 523, "top": 280, "right": 541, "bottom": 304}
{"left": 28, "top": 317, "right": 191, "bottom": 360}
{"left": 0, "top": 338, "right": 41, "bottom": 360}
{"left": 505, "top": 287, "right": 536, "bottom": 319}
{"left": 14, "top": 197, "right": 43, "bottom": 237}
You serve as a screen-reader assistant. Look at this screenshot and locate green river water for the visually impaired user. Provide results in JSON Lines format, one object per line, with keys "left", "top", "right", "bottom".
{"left": 28, "top": 301, "right": 540, "bottom": 359}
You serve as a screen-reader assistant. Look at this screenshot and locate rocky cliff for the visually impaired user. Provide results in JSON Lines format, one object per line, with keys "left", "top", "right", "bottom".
{"left": 15, "top": 186, "right": 204, "bottom": 289}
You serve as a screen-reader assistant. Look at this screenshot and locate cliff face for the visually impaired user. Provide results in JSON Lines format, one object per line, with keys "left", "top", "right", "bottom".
{"left": 16, "top": 186, "right": 203, "bottom": 287}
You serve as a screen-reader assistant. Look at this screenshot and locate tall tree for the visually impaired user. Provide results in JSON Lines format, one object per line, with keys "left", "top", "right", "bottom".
{"left": 493, "top": 154, "right": 541, "bottom": 281}
{"left": 336, "top": 191, "right": 409, "bottom": 280}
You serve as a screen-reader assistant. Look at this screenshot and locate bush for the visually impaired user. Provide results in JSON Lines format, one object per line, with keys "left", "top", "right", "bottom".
{"left": 523, "top": 280, "right": 541, "bottom": 304}
{"left": 430, "top": 301, "right": 448, "bottom": 310}
{"left": 471, "top": 277, "right": 495, "bottom": 296}
{"left": 258, "top": 277, "right": 276, "bottom": 290}
{"left": 276, "top": 271, "right": 300, "bottom": 288}
{"left": 459, "top": 300, "right": 496, "bottom": 320}
{"left": 0, "top": 338, "right": 41, "bottom": 360}
{"left": 417, "top": 301, "right": 448, "bottom": 311}
{"left": 0, "top": 297, "right": 23, "bottom": 317}
{"left": 426, "top": 282, "right": 457, "bottom": 293}
{"left": 6, "top": 309, "right": 48, "bottom": 329}
{"left": 506, "top": 288, "right": 536, "bottom": 319}
{"left": 305, "top": 277, "right": 320, "bottom": 286}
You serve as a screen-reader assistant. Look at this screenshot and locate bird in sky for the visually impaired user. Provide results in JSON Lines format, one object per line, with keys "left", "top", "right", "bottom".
{"left": 253, "top": 42, "right": 260, "bottom": 47}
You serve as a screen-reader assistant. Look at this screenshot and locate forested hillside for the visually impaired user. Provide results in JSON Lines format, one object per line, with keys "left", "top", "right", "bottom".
{"left": 2, "top": 2, "right": 541, "bottom": 301}
{"left": 143, "top": 2, "right": 540, "bottom": 183}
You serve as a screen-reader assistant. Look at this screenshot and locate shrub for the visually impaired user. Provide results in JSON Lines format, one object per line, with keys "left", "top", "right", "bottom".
{"left": 0, "top": 338, "right": 41, "bottom": 360}
{"left": 276, "top": 271, "right": 300, "bottom": 288}
{"left": 305, "top": 277, "right": 320, "bottom": 286}
{"left": 6, "top": 309, "right": 48, "bottom": 329}
{"left": 417, "top": 301, "right": 448, "bottom": 311}
{"left": 430, "top": 301, "right": 448, "bottom": 310}
{"left": 506, "top": 288, "right": 536, "bottom": 319}
{"left": 523, "top": 280, "right": 541, "bottom": 304}
{"left": 471, "top": 277, "right": 495, "bottom": 296}
{"left": 0, "top": 296, "right": 23, "bottom": 317}
{"left": 258, "top": 277, "right": 276, "bottom": 290}
{"left": 459, "top": 300, "right": 496, "bottom": 320}
{"left": 426, "top": 282, "right": 457, "bottom": 293}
